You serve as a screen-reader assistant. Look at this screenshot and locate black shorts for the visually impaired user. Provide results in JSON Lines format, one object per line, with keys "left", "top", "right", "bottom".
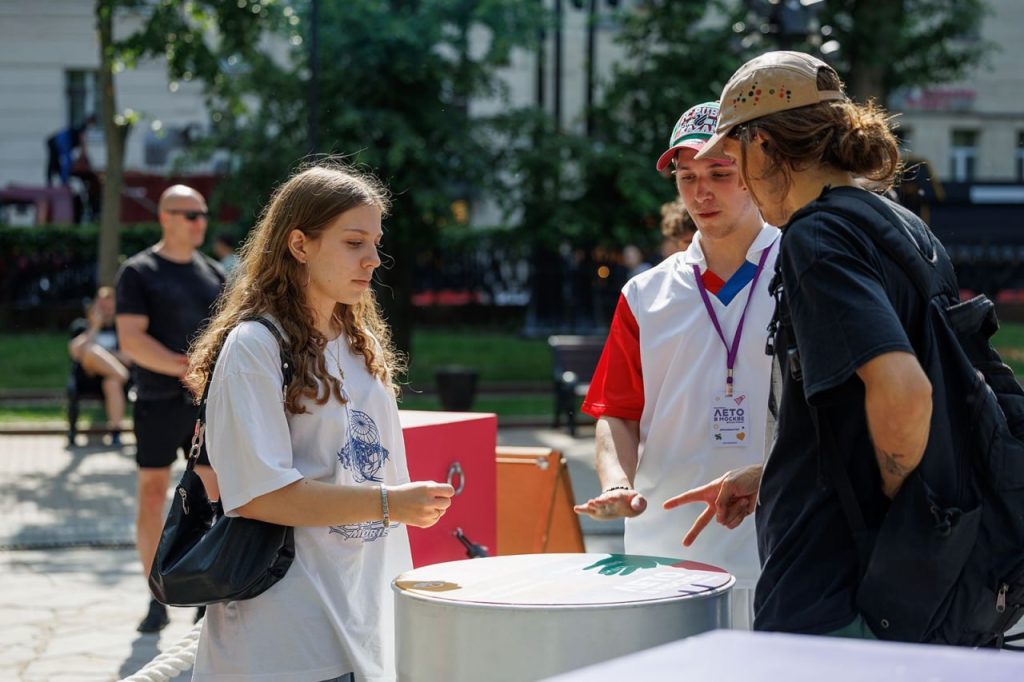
{"left": 133, "top": 394, "right": 210, "bottom": 469}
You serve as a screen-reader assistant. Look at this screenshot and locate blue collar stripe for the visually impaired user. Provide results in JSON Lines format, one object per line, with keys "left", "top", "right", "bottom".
{"left": 714, "top": 260, "right": 758, "bottom": 306}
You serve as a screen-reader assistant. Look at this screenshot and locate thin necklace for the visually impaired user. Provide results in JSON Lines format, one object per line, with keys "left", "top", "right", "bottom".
{"left": 328, "top": 334, "right": 348, "bottom": 404}
{"left": 328, "top": 334, "right": 344, "bottom": 373}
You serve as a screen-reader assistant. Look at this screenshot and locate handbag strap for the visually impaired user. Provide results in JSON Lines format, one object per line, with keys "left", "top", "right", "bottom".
{"left": 186, "top": 316, "right": 294, "bottom": 471}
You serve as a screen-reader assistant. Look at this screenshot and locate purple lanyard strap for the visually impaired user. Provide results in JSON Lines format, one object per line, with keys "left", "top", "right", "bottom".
{"left": 692, "top": 243, "right": 773, "bottom": 396}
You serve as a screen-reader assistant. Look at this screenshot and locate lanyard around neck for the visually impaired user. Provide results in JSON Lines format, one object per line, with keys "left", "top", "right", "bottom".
{"left": 692, "top": 244, "right": 773, "bottom": 396}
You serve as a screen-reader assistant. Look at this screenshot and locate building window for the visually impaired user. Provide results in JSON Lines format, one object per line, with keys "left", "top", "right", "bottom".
{"left": 1017, "top": 131, "right": 1024, "bottom": 182}
{"left": 66, "top": 70, "right": 98, "bottom": 128}
{"left": 949, "top": 129, "right": 977, "bottom": 182}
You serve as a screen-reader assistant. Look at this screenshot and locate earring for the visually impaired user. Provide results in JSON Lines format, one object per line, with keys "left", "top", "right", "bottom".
{"left": 301, "top": 261, "right": 310, "bottom": 287}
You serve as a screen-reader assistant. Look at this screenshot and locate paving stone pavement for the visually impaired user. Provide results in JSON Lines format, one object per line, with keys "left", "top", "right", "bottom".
{"left": 0, "top": 425, "right": 620, "bottom": 681}
{"left": 0, "top": 435, "right": 201, "bottom": 681}
{"left": 1, "top": 547, "right": 199, "bottom": 682}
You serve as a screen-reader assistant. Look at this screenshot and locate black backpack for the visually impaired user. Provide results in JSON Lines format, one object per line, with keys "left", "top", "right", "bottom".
{"left": 787, "top": 187, "right": 1024, "bottom": 648}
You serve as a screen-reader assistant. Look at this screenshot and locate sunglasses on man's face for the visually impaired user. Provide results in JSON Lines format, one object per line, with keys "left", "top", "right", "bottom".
{"left": 166, "top": 209, "right": 210, "bottom": 221}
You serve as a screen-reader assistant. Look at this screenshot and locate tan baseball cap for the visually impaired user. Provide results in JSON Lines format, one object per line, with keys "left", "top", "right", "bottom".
{"left": 695, "top": 51, "right": 846, "bottom": 160}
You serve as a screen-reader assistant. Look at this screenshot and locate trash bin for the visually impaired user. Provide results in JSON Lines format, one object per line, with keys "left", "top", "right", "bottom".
{"left": 434, "top": 366, "right": 479, "bottom": 411}
{"left": 394, "top": 553, "right": 733, "bottom": 681}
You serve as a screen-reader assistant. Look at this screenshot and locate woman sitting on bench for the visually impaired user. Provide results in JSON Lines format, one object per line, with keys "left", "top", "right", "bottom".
{"left": 68, "top": 286, "right": 132, "bottom": 442}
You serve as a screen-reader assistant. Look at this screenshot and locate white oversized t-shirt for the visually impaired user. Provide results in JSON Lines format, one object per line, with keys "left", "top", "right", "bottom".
{"left": 192, "top": 320, "right": 413, "bottom": 682}
{"left": 583, "top": 225, "right": 780, "bottom": 590}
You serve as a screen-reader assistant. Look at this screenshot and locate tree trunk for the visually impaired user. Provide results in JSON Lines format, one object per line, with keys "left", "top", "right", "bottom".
{"left": 847, "top": 63, "right": 887, "bottom": 105}
{"left": 96, "top": 1, "right": 125, "bottom": 286}
{"left": 845, "top": 0, "right": 905, "bottom": 104}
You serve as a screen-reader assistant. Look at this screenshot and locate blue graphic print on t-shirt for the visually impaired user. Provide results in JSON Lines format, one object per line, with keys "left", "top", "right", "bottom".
{"left": 329, "top": 409, "right": 394, "bottom": 542}
{"left": 338, "top": 410, "right": 390, "bottom": 483}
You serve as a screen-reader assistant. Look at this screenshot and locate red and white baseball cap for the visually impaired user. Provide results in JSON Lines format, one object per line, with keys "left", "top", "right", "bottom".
{"left": 655, "top": 101, "right": 721, "bottom": 172}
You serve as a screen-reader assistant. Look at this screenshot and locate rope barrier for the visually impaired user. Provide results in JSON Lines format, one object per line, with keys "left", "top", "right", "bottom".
{"left": 119, "top": 618, "right": 203, "bottom": 682}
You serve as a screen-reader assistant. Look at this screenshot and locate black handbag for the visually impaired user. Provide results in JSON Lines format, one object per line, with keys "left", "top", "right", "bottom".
{"left": 148, "top": 317, "right": 296, "bottom": 607}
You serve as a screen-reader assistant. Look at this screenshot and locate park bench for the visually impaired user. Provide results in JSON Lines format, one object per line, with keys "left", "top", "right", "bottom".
{"left": 66, "top": 362, "right": 134, "bottom": 446}
{"left": 547, "top": 335, "right": 606, "bottom": 437}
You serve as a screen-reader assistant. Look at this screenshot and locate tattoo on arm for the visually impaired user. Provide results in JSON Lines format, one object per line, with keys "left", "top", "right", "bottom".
{"left": 880, "top": 450, "right": 909, "bottom": 478}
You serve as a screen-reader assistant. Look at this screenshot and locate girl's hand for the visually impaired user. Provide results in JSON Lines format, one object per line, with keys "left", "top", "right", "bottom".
{"left": 386, "top": 481, "right": 455, "bottom": 528}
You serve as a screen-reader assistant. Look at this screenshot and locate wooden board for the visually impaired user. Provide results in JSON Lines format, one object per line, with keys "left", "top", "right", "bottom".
{"left": 496, "top": 446, "right": 585, "bottom": 555}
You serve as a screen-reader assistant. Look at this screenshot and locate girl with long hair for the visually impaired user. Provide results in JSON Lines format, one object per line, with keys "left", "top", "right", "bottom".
{"left": 187, "top": 163, "right": 454, "bottom": 680}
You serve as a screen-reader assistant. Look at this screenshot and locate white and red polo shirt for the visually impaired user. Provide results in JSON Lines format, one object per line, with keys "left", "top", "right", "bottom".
{"left": 583, "top": 224, "right": 780, "bottom": 589}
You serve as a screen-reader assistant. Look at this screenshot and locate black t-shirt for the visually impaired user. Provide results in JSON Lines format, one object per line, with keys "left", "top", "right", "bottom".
{"left": 754, "top": 188, "right": 932, "bottom": 634}
{"left": 115, "top": 248, "right": 225, "bottom": 400}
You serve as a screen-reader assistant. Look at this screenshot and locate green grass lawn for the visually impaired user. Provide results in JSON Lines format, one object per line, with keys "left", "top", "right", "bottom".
{"left": 406, "top": 331, "right": 549, "bottom": 386}
{"left": 400, "top": 392, "right": 553, "bottom": 416}
{"left": 0, "top": 395, "right": 559, "bottom": 424}
{"left": 2, "top": 321, "right": 1021, "bottom": 422}
{"left": 0, "top": 329, "right": 556, "bottom": 423}
{"left": 0, "top": 329, "right": 552, "bottom": 392}
{"left": 2, "top": 332, "right": 72, "bottom": 390}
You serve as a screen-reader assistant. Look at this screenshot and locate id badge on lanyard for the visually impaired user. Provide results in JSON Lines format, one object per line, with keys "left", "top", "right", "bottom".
{"left": 694, "top": 245, "right": 771, "bottom": 448}
{"left": 712, "top": 391, "right": 749, "bottom": 447}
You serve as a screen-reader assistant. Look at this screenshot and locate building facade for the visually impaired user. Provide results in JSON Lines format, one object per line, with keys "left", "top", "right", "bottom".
{"left": 0, "top": 0, "right": 213, "bottom": 194}
{"left": 1, "top": 0, "right": 1021, "bottom": 214}
{"left": 891, "top": 0, "right": 1024, "bottom": 185}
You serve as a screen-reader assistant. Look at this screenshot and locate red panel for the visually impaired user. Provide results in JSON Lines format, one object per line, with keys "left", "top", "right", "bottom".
{"left": 400, "top": 411, "right": 497, "bottom": 567}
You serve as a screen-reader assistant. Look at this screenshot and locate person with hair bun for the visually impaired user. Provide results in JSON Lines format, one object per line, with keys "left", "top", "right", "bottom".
{"left": 187, "top": 163, "right": 455, "bottom": 681}
{"left": 666, "top": 52, "right": 940, "bottom": 638}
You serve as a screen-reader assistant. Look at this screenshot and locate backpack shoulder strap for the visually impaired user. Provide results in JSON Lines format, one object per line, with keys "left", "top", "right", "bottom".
{"left": 812, "top": 187, "right": 939, "bottom": 303}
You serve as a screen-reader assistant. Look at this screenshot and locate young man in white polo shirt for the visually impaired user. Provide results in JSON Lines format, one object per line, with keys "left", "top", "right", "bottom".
{"left": 574, "top": 101, "right": 779, "bottom": 629}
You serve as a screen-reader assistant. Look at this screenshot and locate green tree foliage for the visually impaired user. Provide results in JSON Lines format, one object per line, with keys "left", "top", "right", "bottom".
{"left": 490, "top": 108, "right": 588, "bottom": 251}
{"left": 818, "top": 0, "right": 993, "bottom": 102}
{"left": 571, "top": 0, "right": 746, "bottom": 249}
{"left": 102, "top": 0, "right": 990, "bottom": 343}
{"left": 94, "top": 0, "right": 281, "bottom": 284}
{"left": 208, "top": 0, "right": 542, "bottom": 353}
{"left": 730, "top": 0, "right": 993, "bottom": 103}
{"left": 567, "top": 0, "right": 992, "bottom": 251}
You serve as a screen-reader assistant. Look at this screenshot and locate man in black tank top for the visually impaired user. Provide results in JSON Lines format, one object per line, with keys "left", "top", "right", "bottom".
{"left": 115, "top": 185, "right": 225, "bottom": 632}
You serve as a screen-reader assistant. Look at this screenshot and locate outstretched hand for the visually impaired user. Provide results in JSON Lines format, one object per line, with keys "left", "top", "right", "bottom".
{"left": 662, "top": 464, "right": 763, "bottom": 546}
{"left": 573, "top": 487, "right": 647, "bottom": 520}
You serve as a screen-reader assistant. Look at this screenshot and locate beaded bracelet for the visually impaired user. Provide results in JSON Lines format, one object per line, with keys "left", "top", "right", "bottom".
{"left": 603, "top": 485, "right": 632, "bottom": 494}
{"left": 379, "top": 484, "right": 391, "bottom": 527}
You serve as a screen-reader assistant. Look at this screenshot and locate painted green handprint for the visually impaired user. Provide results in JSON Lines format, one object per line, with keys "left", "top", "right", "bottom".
{"left": 582, "top": 554, "right": 680, "bottom": 576}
